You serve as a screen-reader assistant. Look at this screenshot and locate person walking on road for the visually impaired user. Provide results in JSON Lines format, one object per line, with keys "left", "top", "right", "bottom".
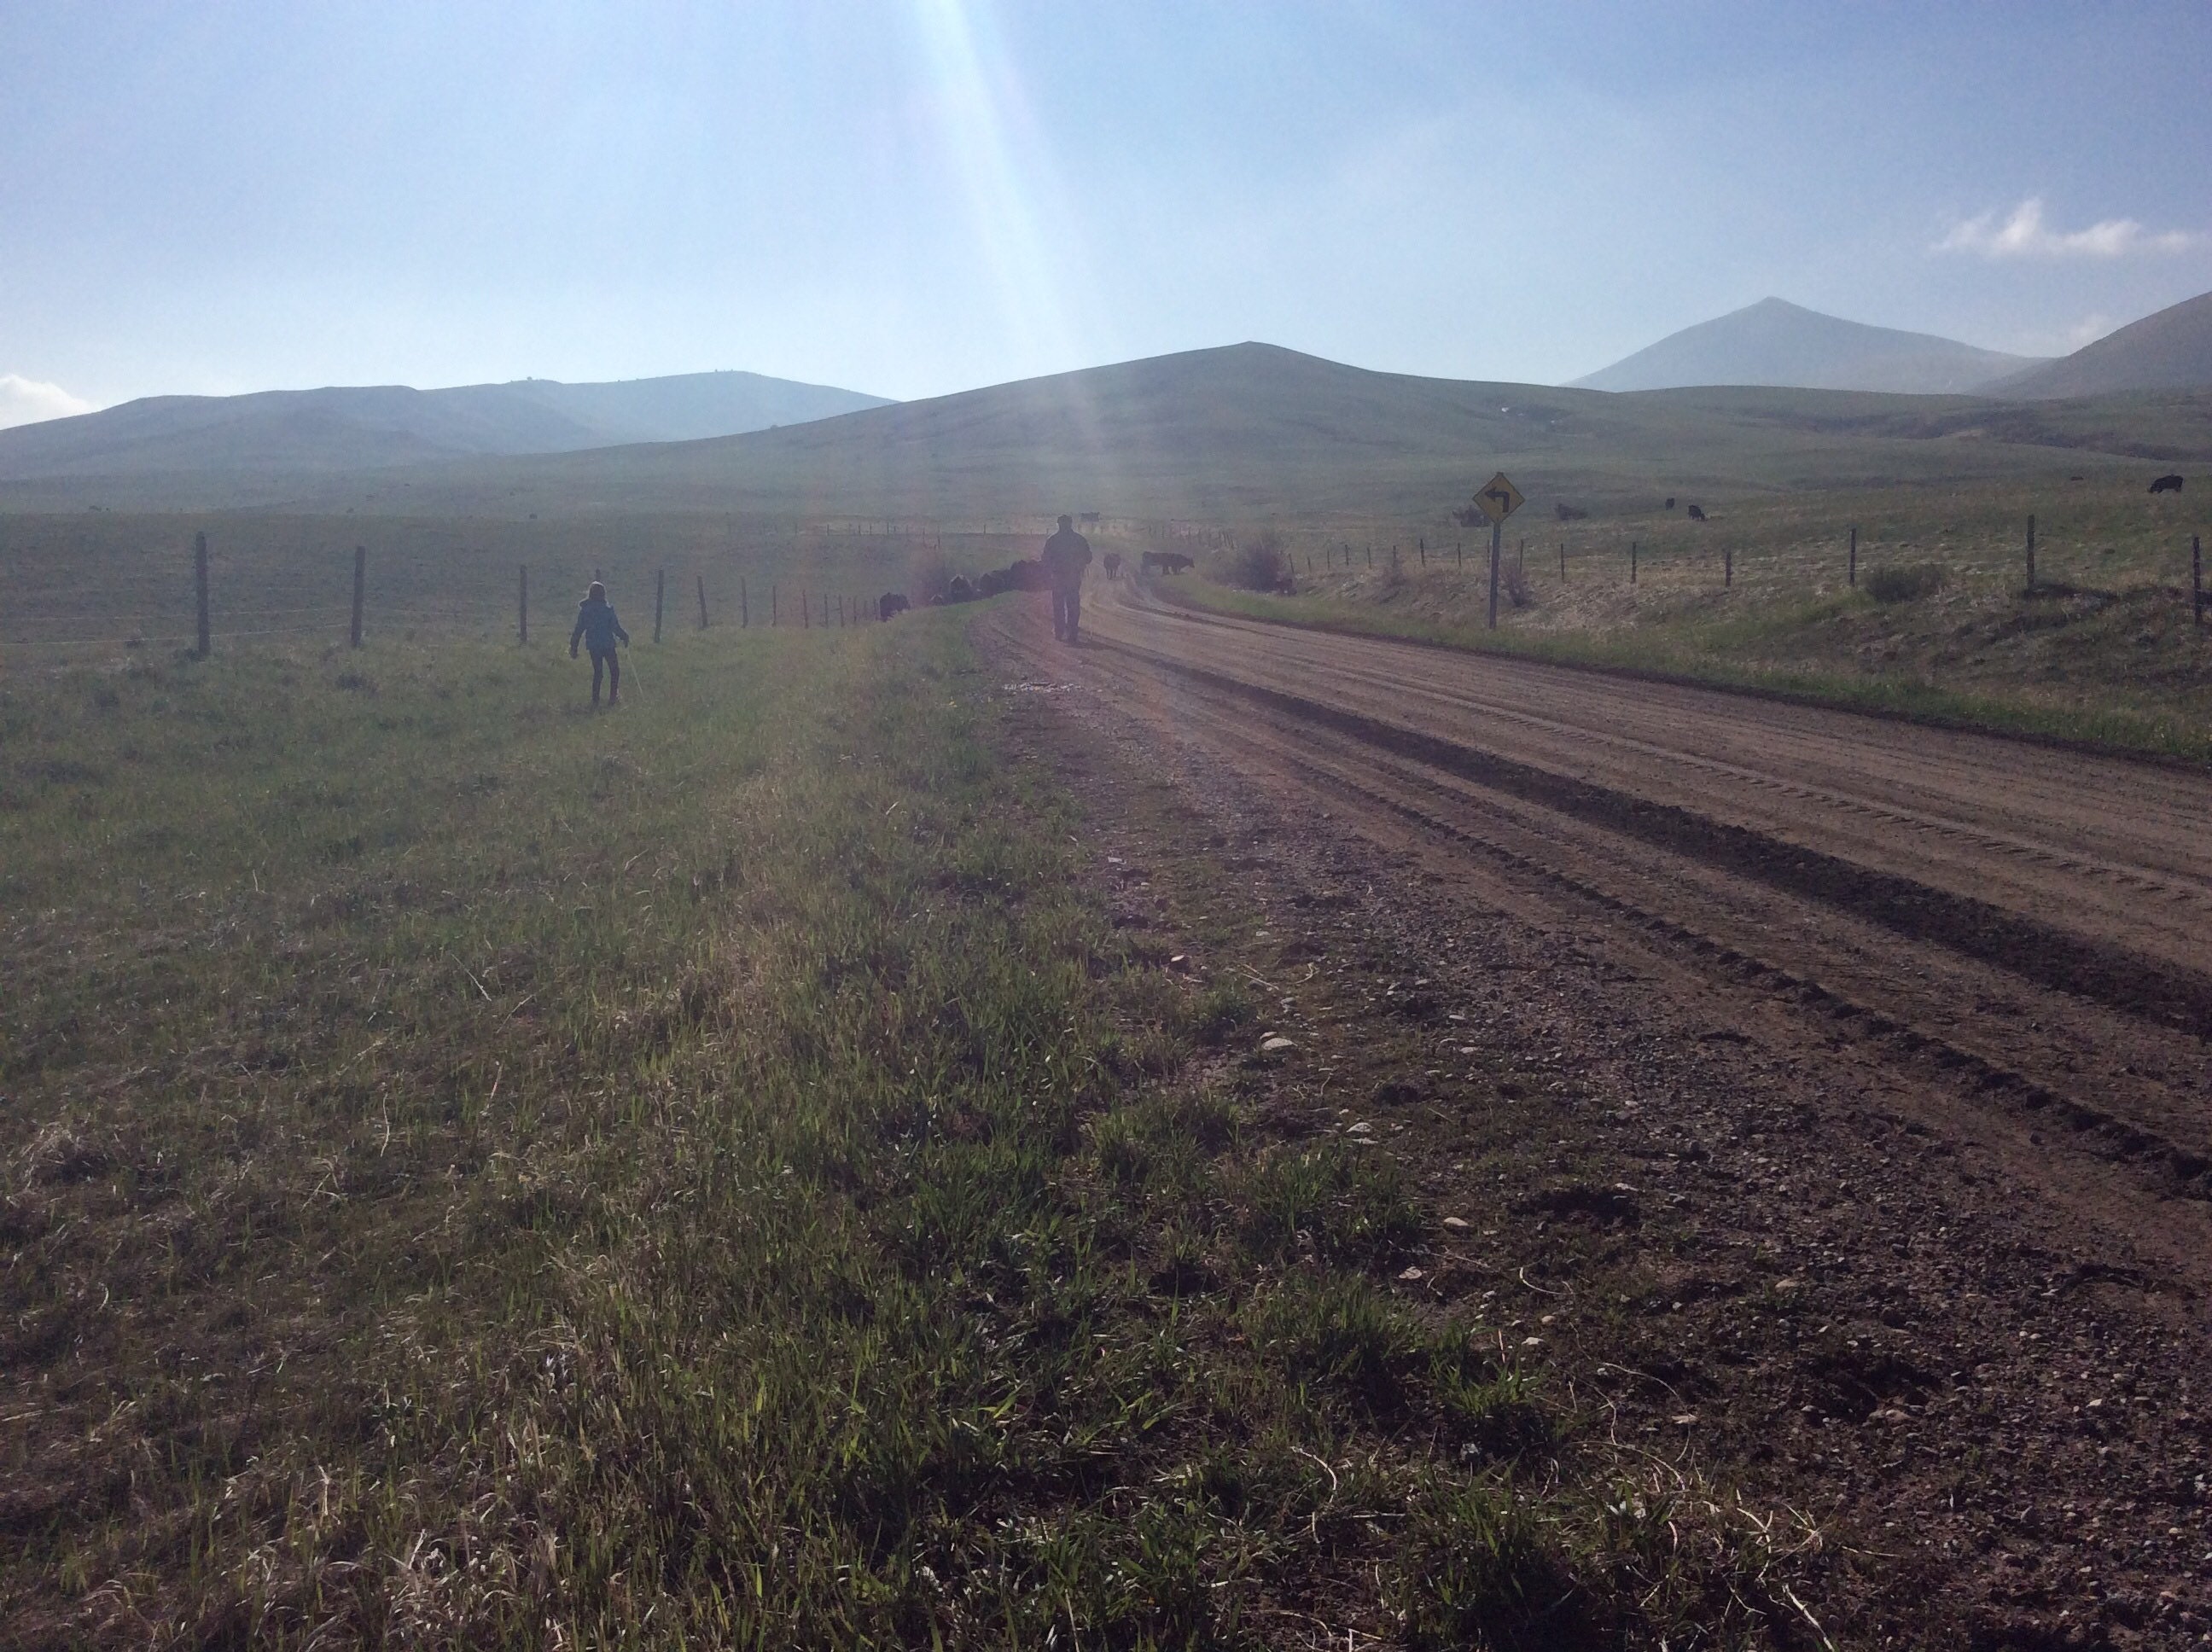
{"left": 1041, "top": 515, "right": 1092, "bottom": 643}
{"left": 570, "top": 580, "right": 631, "bottom": 706}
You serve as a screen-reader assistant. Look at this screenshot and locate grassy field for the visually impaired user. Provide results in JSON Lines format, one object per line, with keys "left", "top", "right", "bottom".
{"left": 1140, "top": 476, "right": 2212, "bottom": 761}
{"left": 0, "top": 512, "right": 1061, "bottom": 661}
{"left": 3, "top": 612, "right": 1823, "bottom": 1646}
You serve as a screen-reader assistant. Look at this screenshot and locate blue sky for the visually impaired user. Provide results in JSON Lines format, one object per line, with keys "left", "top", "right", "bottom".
{"left": 3, "top": 1, "right": 2209, "bottom": 422}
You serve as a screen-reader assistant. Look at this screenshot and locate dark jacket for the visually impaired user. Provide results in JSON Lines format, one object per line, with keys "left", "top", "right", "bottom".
{"left": 1041, "top": 527, "right": 1092, "bottom": 590}
{"left": 571, "top": 598, "right": 630, "bottom": 654}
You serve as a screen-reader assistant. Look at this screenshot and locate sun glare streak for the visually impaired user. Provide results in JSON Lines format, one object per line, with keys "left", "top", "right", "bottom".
{"left": 910, "top": 0, "right": 1085, "bottom": 371}
{"left": 909, "top": 0, "right": 1123, "bottom": 521}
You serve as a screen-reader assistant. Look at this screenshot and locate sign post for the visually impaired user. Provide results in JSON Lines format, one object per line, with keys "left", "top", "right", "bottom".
{"left": 1470, "top": 472, "right": 1524, "bottom": 630}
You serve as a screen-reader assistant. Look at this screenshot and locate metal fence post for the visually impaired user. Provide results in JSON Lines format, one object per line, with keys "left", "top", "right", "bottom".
{"left": 195, "top": 532, "right": 211, "bottom": 657}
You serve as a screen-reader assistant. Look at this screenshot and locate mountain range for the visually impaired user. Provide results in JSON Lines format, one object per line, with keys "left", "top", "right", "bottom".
{"left": 0, "top": 369, "right": 889, "bottom": 480}
{"left": 4, "top": 287, "right": 2211, "bottom": 521}
{"left": 7, "top": 341, "right": 2200, "bottom": 521}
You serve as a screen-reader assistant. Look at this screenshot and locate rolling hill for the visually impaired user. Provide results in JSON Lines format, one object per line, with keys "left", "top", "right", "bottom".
{"left": 5, "top": 343, "right": 2208, "bottom": 521}
{"left": 0, "top": 369, "right": 889, "bottom": 480}
{"left": 1991, "top": 288, "right": 2212, "bottom": 399}
{"left": 1572, "top": 299, "right": 2046, "bottom": 395}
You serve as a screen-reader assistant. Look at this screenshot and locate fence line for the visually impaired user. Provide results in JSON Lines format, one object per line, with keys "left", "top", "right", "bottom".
{"left": 14, "top": 517, "right": 2205, "bottom": 661}
{"left": 3, "top": 544, "right": 909, "bottom": 660}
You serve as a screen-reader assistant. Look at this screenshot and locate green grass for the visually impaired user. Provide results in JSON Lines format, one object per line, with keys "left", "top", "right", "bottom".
{"left": 3, "top": 616, "right": 1819, "bottom": 1646}
{"left": 1151, "top": 476, "right": 2212, "bottom": 764}
{"left": 0, "top": 509, "right": 1016, "bottom": 660}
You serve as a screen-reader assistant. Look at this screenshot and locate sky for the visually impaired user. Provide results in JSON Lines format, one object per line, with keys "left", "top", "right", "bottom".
{"left": 3, "top": 1, "right": 2210, "bottom": 425}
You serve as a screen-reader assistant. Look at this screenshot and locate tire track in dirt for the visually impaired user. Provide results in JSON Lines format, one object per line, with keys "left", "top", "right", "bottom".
{"left": 1117, "top": 593, "right": 2212, "bottom": 976}
{"left": 1150, "top": 674, "right": 2212, "bottom": 1207}
{"left": 981, "top": 592, "right": 2212, "bottom": 1644}
{"left": 991, "top": 587, "right": 2212, "bottom": 1259}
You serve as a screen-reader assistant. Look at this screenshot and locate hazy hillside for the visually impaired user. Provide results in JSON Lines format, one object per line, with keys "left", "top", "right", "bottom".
{"left": 1992, "top": 289, "right": 2212, "bottom": 399}
{"left": 272, "top": 344, "right": 2212, "bottom": 520}
{"left": 1573, "top": 298, "right": 2046, "bottom": 394}
{"left": 8, "top": 343, "right": 2209, "bottom": 521}
{"left": 0, "top": 370, "right": 888, "bottom": 480}
{"left": 481, "top": 372, "right": 892, "bottom": 444}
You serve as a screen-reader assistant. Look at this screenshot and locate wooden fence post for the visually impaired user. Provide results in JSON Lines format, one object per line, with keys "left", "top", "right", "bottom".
{"left": 194, "top": 532, "right": 212, "bottom": 657}
{"left": 1630, "top": 541, "right": 1638, "bottom": 585}
{"left": 772, "top": 585, "right": 778, "bottom": 625}
{"left": 803, "top": 590, "right": 810, "bottom": 630}
{"left": 2194, "top": 534, "right": 2203, "bottom": 628}
{"left": 1418, "top": 538, "right": 1426, "bottom": 567}
{"left": 1725, "top": 546, "right": 1733, "bottom": 587}
{"left": 1848, "top": 525, "right": 1858, "bottom": 588}
{"left": 654, "top": 569, "right": 665, "bottom": 643}
{"left": 518, "top": 564, "right": 528, "bottom": 645}
{"left": 1487, "top": 520, "right": 1502, "bottom": 630}
{"left": 1558, "top": 541, "right": 1566, "bottom": 581}
{"left": 2025, "top": 515, "right": 2036, "bottom": 592}
{"left": 350, "top": 544, "right": 365, "bottom": 648}
{"left": 694, "top": 574, "right": 707, "bottom": 630}
{"left": 741, "top": 576, "right": 749, "bottom": 628}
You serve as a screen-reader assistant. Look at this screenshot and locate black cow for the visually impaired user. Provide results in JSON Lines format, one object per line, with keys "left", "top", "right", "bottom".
{"left": 942, "top": 575, "right": 975, "bottom": 604}
{"left": 1101, "top": 550, "right": 1123, "bottom": 580}
{"left": 878, "top": 591, "right": 911, "bottom": 620}
{"left": 1665, "top": 497, "right": 1676, "bottom": 509}
{"left": 1686, "top": 503, "right": 1707, "bottom": 521}
{"left": 1141, "top": 550, "right": 1194, "bottom": 575}
{"left": 2151, "top": 474, "right": 2186, "bottom": 495}
{"left": 978, "top": 559, "right": 1051, "bottom": 597}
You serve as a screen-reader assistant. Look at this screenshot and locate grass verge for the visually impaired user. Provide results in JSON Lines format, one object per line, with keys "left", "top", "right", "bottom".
{"left": 4, "top": 620, "right": 1816, "bottom": 1645}
{"left": 1150, "top": 574, "right": 2212, "bottom": 766}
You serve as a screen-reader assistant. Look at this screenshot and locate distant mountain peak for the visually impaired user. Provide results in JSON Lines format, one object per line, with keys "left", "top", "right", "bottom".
{"left": 1572, "top": 300, "right": 2046, "bottom": 396}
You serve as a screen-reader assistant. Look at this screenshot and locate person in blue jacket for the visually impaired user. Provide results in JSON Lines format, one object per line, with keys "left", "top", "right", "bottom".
{"left": 569, "top": 581, "right": 631, "bottom": 706}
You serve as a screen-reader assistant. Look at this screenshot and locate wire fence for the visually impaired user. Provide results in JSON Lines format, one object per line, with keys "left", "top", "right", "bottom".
{"left": 0, "top": 536, "right": 911, "bottom": 664}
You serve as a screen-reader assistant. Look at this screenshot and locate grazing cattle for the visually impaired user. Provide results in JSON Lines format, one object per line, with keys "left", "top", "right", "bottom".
{"left": 1686, "top": 503, "right": 1707, "bottom": 521}
{"left": 1101, "top": 550, "right": 1123, "bottom": 580}
{"left": 943, "top": 574, "right": 975, "bottom": 604}
{"left": 1141, "top": 550, "right": 1194, "bottom": 575}
{"left": 878, "top": 591, "right": 911, "bottom": 620}
{"left": 2151, "top": 474, "right": 2186, "bottom": 494}
{"left": 1555, "top": 503, "right": 1587, "bottom": 522}
{"left": 978, "top": 558, "right": 1051, "bottom": 597}
{"left": 1665, "top": 497, "right": 1676, "bottom": 509}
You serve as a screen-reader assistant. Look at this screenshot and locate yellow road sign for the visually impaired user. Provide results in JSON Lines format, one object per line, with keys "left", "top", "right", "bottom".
{"left": 1473, "top": 472, "right": 1524, "bottom": 523}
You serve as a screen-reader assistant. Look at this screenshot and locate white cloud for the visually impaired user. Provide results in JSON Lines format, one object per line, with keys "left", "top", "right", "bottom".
{"left": 0, "top": 373, "right": 97, "bottom": 429}
{"left": 1936, "top": 197, "right": 2202, "bottom": 259}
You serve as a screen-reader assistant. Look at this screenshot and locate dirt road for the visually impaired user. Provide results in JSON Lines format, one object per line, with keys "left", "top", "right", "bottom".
{"left": 983, "top": 581, "right": 2212, "bottom": 1643}
{"left": 1084, "top": 584, "right": 2212, "bottom": 1215}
